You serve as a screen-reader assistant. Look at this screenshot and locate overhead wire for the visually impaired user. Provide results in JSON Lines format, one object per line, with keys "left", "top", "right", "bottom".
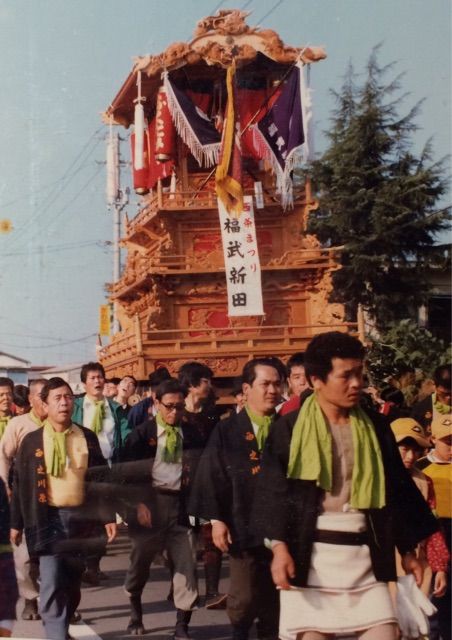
{"left": 0, "top": 127, "right": 103, "bottom": 210}
{"left": 3, "top": 163, "right": 104, "bottom": 255}
{"left": 39, "top": 164, "right": 104, "bottom": 235}
{"left": 255, "top": 0, "right": 285, "bottom": 25}
{"left": 3, "top": 127, "right": 104, "bottom": 253}
{"left": 1, "top": 240, "right": 105, "bottom": 257}
{"left": 0, "top": 333, "right": 97, "bottom": 350}
{"left": 209, "top": 0, "right": 224, "bottom": 15}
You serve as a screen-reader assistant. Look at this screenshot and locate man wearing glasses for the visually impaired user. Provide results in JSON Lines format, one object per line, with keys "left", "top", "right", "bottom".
{"left": 119, "top": 379, "right": 199, "bottom": 639}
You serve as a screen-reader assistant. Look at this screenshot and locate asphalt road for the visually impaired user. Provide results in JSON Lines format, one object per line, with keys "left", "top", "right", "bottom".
{"left": 12, "top": 525, "right": 244, "bottom": 640}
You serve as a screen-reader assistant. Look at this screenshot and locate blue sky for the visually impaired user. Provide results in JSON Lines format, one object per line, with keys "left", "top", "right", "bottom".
{"left": 0, "top": 0, "right": 450, "bottom": 366}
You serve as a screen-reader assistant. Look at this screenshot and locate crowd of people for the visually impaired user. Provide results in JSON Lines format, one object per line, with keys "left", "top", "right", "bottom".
{"left": 0, "top": 332, "right": 450, "bottom": 640}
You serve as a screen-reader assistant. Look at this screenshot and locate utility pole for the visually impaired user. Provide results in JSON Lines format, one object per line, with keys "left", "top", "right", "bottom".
{"left": 106, "top": 127, "right": 129, "bottom": 335}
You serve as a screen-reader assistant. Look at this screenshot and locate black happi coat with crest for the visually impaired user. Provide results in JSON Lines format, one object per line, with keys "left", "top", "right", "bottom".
{"left": 10, "top": 426, "right": 114, "bottom": 555}
{"left": 188, "top": 409, "right": 266, "bottom": 551}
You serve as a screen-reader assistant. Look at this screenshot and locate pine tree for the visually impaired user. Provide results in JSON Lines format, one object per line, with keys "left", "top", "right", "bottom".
{"left": 307, "top": 48, "right": 450, "bottom": 330}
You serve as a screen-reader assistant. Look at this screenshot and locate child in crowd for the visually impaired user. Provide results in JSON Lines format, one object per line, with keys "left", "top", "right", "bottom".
{"left": 390, "top": 417, "right": 449, "bottom": 599}
{"left": 417, "top": 414, "right": 452, "bottom": 640}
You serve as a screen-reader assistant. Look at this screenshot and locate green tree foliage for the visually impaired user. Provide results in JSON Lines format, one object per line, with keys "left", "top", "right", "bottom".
{"left": 307, "top": 48, "right": 450, "bottom": 329}
{"left": 366, "top": 319, "right": 452, "bottom": 388}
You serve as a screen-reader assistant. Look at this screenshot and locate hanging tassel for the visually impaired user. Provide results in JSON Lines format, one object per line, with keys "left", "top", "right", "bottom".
{"left": 134, "top": 71, "right": 146, "bottom": 170}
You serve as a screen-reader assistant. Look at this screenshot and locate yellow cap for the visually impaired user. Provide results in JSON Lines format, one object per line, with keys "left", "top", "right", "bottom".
{"left": 431, "top": 414, "right": 452, "bottom": 440}
{"left": 390, "top": 418, "right": 430, "bottom": 448}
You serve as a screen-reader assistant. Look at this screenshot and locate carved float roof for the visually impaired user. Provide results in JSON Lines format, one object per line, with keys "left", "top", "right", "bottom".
{"left": 103, "top": 9, "right": 326, "bottom": 127}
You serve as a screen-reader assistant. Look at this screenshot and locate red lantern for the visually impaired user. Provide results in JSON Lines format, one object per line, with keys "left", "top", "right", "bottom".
{"left": 155, "top": 86, "right": 176, "bottom": 162}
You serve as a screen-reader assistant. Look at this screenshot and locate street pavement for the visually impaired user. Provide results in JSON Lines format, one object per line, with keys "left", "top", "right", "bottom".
{"left": 12, "top": 525, "right": 249, "bottom": 640}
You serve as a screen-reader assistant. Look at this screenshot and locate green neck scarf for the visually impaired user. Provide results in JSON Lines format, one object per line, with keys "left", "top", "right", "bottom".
{"left": 0, "top": 415, "right": 11, "bottom": 439}
{"left": 287, "top": 394, "right": 386, "bottom": 509}
{"left": 29, "top": 410, "right": 44, "bottom": 427}
{"left": 433, "top": 392, "right": 451, "bottom": 415}
{"left": 90, "top": 398, "right": 106, "bottom": 435}
{"left": 245, "top": 406, "right": 275, "bottom": 452}
{"left": 44, "top": 420, "right": 70, "bottom": 478}
{"left": 156, "top": 413, "right": 182, "bottom": 464}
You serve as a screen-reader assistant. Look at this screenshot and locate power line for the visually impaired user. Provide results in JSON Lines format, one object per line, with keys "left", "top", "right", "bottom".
{"left": 1, "top": 333, "right": 97, "bottom": 350}
{"left": 0, "top": 146, "right": 99, "bottom": 212}
{"left": 1, "top": 331, "right": 69, "bottom": 342}
{"left": 12, "top": 164, "right": 104, "bottom": 251}
{"left": 1, "top": 240, "right": 104, "bottom": 258}
{"left": 3, "top": 128, "right": 103, "bottom": 253}
{"left": 42, "top": 164, "right": 104, "bottom": 234}
{"left": 210, "top": 0, "right": 224, "bottom": 15}
{"left": 255, "top": 0, "right": 285, "bottom": 25}
{"left": 0, "top": 179, "right": 70, "bottom": 209}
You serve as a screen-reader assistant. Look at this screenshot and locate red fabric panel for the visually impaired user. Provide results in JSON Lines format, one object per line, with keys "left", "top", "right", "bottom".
{"left": 148, "top": 117, "right": 174, "bottom": 188}
{"left": 130, "top": 118, "right": 174, "bottom": 193}
{"left": 193, "top": 233, "right": 222, "bottom": 254}
{"left": 237, "top": 88, "right": 281, "bottom": 159}
{"left": 155, "top": 87, "right": 177, "bottom": 161}
{"left": 186, "top": 90, "right": 212, "bottom": 115}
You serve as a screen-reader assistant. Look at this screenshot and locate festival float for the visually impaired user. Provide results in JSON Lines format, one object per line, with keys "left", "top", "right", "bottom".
{"left": 99, "top": 9, "right": 356, "bottom": 393}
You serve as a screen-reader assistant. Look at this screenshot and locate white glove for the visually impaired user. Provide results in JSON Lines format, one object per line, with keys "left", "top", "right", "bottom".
{"left": 396, "top": 574, "right": 437, "bottom": 639}
{"left": 410, "top": 577, "right": 437, "bottom": 636}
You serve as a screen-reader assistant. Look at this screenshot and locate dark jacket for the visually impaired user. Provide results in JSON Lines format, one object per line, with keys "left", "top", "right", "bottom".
{"left": 127, "top": 397, "right": 153, "bottom": 429}
{"left": 10, "top": 426, "right": 115, "bottom": 555}
{"left": 0, "top": 477, "right": 10, "bottom": 547}
{"left": 188, "top": 409, "right": 269, "bottom": 551}
{"left": 252, "top": 409, "right": 438, "bottom": 587}
{"left": 113, "top": 417, "right": 201, "bottom": 529}
{"left": 181, "top": 407, "right": 219, "bottom": 448}
{"left": 411, "top": 395, "right": 434, "bottom": 431}
{"left": 72, "top": 395, "right": 130, "bottom": 461}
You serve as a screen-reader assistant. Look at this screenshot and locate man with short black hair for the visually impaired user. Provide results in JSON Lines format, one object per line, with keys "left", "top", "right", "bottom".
{"left": 177, "top": 361, "right": 226, "bottom": 609}
{"left": 119, "top": 379, "right": 199, "bottom": 639}
{"left": 127, "top": 367, "right": 172, "bottom": 428}
{"left": 0, "top": 377, "right": 14, "bottom": 441}
{"left": 73, "top": 363, "right": 130, "bottom": 464}
{"left": 178, "top": 362, "right": 218, "bottom": 442}
{"left": 254, "top": 331, "right": 438, "bottom": 640}
{"left": 10, "top": 377, "right": 116, "bottom": 640}
{"left": 12, "top": 384, "right": 30, "bottom": 415}
{"left": 189, "top": 357, "right": 282, "bottom": 640}
{"left": 114, "top": 375, "right": 137, "bottom": 410}
{"left": 411, "top": 364, "right": 452, "bottom": 433}
{"left": 279, "top": 353, "right": 310, "bottom": 416}
{"left": 103, "top": 377, "right": 121, "bottom": 399}
{"left": 72, "top": 362, "right": 130, "bottom": 584}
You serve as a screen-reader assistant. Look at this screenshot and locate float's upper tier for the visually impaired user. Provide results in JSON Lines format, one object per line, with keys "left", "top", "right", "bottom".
{"left": 103, "top": 9, "right": 326, "bottom": 127}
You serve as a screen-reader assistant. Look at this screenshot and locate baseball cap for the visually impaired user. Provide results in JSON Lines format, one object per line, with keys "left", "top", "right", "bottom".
{"left": 431, "top": 414, "right": 452, "bottom": 440}
{"left": 390, "top": 418, "right": 430, "bottom": 448}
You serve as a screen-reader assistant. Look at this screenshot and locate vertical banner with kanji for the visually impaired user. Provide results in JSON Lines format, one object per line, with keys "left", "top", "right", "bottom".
{"left": 218, "top": 195, "right": 264, "bottom": 317}
{"left": 99, "top": 304, "right": 111, "bottom": 336}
